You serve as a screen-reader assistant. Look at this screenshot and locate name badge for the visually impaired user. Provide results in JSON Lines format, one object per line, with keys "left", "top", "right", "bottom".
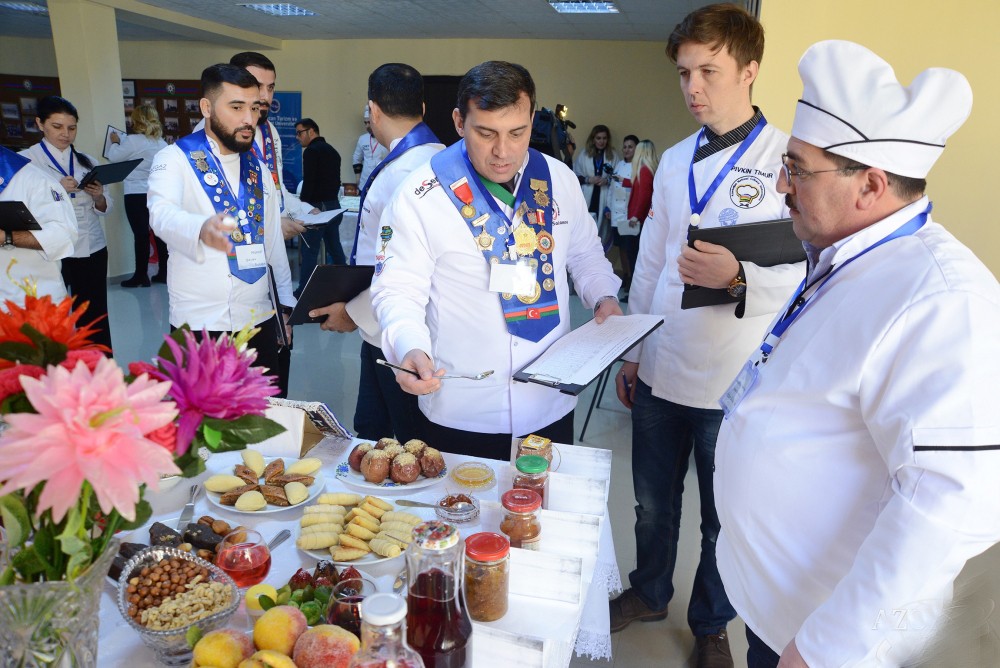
{"left": 235, "top": 243, "right": 266, "bottom": 270}
{"left": 489, "top": 261, "right": 535, "bottom": 296}
{"left": 719, "top": 358, "right": 760, "bottom": 418}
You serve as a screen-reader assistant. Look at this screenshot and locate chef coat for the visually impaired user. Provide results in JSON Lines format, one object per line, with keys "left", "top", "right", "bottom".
{"left": 609, "top": 160, "right": 634, "bottom": 235}
{"left": 105, "top": 133, "right": 167, "bottom": 195}
{"left": 353, "top": 132, "right": 389, "bottom": 188}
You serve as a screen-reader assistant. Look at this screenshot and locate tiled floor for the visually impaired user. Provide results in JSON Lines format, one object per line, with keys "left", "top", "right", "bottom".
{"left": 106, "top": 255, "right": 1000, "bottom": 667}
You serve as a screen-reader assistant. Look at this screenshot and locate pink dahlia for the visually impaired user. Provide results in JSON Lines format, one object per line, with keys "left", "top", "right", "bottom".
{"left": 0, "top": 357, "right": 180, "bottom": 522}
{"left": 156, "top": 329, "right": 279, "bottom": 456}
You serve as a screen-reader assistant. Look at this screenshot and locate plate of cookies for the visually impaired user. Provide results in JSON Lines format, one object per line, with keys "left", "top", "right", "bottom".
{"left": 203, "top": 449, "right": 326, "bottom": 514}
{"left": 336, "top": 438, "right": 447, "bottom": 489}
{"left": 293, "top": 492, "right": 428, "bottom": 564}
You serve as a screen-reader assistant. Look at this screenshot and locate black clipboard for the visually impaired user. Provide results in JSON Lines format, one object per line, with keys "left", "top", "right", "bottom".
{"left": 681, "top": 218, "right": 806, "bottom": 309}
{"left": 288, "top": 264, "right": 375, "bottom": 326}
{"left": 0, "top": 201, "right": 43, "bottom": 231}
{"left": 77, "top": 158, "right": 143, "bottom": 188}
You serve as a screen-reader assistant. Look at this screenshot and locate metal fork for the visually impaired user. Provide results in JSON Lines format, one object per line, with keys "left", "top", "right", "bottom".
{"left": 376, "top": 358, "right": 494, "bottom": 381}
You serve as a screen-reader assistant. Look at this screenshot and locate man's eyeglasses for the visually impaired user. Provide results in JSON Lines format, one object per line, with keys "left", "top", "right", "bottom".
{"left": 780, "top": 153, "right": 866, "bottom": 187}
{"left": 295, "top": 129, "right": 308, "bottom": 136}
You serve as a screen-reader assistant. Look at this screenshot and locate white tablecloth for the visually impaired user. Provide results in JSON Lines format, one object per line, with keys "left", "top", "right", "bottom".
{"left": 96, "top": 438, "right": 618, "bottom": 665}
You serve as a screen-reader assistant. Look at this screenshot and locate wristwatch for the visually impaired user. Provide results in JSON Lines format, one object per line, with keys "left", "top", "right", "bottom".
{"left": 1, "top": 229, "right": 14, "bottom": 249}
{"left": 727, "top": 264, "right": 747, "bottom": 299}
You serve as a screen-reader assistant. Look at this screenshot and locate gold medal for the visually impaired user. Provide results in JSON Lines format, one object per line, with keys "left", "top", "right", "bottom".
{"left": 256, "top": 226, "right": 264, "bottom": 237}
{"left": 513, "top": 223, "right": 538, "bottom": 257}
{"left": 502, "top": 292, "right": 513, "bottom": 300}
{"left": 517, "top": 281, "right": 541, "bottom": 305}
{"left": 530, "top": 179, "right": 550, "bottom": 207}
{"left": 542, "top": 262, "right": 553, "bottom": 275}
{"left": 542, "top": 278, "right": 555, "bottom": 291}
{"left": 461, "top": 204, "right": 476, "bottom": 219}
{"left": 536, "top": 230, "right": 554, "bottom": 254}
{"left": 477, "top": 229, "right": 495, "bottom": 249}
{"left": 231, "top": 228, "right": 244, "bottom": 242}
{"left": 190, "top": 150, "right": 206, "bottom": 160}
{"left": 195, "top": 159, "right": 210, "bottom": 173}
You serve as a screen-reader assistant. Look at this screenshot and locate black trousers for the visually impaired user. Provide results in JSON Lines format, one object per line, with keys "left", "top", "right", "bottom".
{"left": 415, "top": 409, "right": 575, "bottom": 461}
{"left": 61, "top": 247, "right": 112, "bottom": 351}
{"left": 123, "top": 194, "right": 150, "bottom": 280}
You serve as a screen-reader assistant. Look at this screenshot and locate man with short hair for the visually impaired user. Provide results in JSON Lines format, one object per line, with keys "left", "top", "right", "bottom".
{"left": 148, "top": 63, "right": 294, "bottom": 384}
{"left": 308, "top": 63, "right": 443, "bottom": 443}
{"left": 294, "top": 117, "right": 344, "bottom": 291}
{"left": 716, "top": 40, "right": 1000, "bottom": 668}
{"left": 611, "top": 5, "right": 803, "bottom": 666}
{"left": 352, "top": 107, "right": 388, "bottom": 188}
{"left": 370, "top": 60, "right": 622, "bottom": 460}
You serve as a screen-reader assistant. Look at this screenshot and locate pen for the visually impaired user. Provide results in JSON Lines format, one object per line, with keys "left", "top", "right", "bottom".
{"left": 619, "top": 369, "right": 631, "bottom": 395}
{"left": 287, "top": 214, "right": 310, "bottom": 248}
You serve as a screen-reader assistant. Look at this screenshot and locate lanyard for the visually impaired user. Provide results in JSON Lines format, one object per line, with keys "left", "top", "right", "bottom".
{"left": 39, "top": 141, "right": 76, "bottom": 198}
{"left": 369, "top": 134, "right": 380, "bottom": 155}
{"left": 687, "top": 116, "right": 766, "bottom": 218}
{"left": 759, "top": 204, "right": 931, "bottom": 361}
{"left": 593, "top": 154, "right": 604, "bottom": 178}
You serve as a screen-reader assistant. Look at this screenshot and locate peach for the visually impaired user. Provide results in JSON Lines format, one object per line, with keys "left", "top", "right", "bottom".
{"left": 252, "top": 605, "right": 308, "bottom": 655}
{"left": 236, "top": 650, "right": 297, "bottom": 668}
{"left": 192, "top": 629, "right": 254, "bottom": 668}
{"left": 292, "top": 624, "right": 361, "bottom": 668}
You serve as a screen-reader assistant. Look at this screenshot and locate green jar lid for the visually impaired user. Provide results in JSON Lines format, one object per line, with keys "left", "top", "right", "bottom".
{"left": 515, "top": 454, "right": 549, "bottom": 474}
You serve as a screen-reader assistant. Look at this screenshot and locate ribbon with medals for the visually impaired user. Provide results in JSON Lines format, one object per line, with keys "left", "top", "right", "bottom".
{"left": 176, "top": 130, "right": 266, "bottom": 284}
{"left": 430, "top": 140, "right": 559, "bottom": 343}
{"left": 0, "top": 148, "right": 30, "bottom": 197}
{"left": 253, "top": 122, "right": 284, "bottom": 212}
{"left": 38, "top": 140, "right": 77, "bottom": 198}
{"left": 686, "top": 114, "right": 766, "bottom": 228}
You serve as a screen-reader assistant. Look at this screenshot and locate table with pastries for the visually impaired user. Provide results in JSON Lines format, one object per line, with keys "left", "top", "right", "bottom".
{"left": 96, "top": 436, "right": 620, "bottom": 666}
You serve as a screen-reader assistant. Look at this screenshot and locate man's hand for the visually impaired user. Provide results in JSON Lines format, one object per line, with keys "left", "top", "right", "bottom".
{"left": 395, "top": 349, "right": 445, "bottom": 396}
{"left": 110, "top": 131, "right": 121, "bottom": 144}
{"left": 616, "top": 361, "right": 639, "bottom": 409}
{"left": 281, "top": 216, "right": 306, "bottom": 240}
{"left": 308, "top": 207, "right": 320, "bottom": 215}
{"left": 677, "top": 240, "right": 740, "bottom": 288}
{"left": 199, "top": 213, "right": 236, "bottom": 253}
{"left": 777, "top": 639, "right": 809, "bottom": 668}
{"left": 594, "top": 298, "right": 623, "bottom": 324}
{"left": 309, "top": 302, "right": 358, "bottom": 333}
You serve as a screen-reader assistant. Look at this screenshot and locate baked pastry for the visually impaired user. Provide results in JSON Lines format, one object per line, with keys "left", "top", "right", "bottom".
{"left": 390, "top": 452, "right": 421, "bottom": 484}
{"left": 375, "top": 437, "right": 400, "bottom": 450}
{"left": 233, "top": 463, "right": 259, "bottom": 486}
{"left": 360, "top": 449, "right": 391, "bottom": 483}
{"left": 403, "top": 439, "right": 428, "bottom": 458}
{"left": 382, "top": 443, "right": 405, "bottom": 460}
{"left": 262, "top": 458, "right": 285, "bottom": 484}
{"left": 419, "top": 447, "right": 445, "bottom": 478}
{"left": 348, "top": 443, "right": 373, "bottom": 472}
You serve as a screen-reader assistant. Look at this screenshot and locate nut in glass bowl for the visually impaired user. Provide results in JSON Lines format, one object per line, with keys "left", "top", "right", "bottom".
{"left": 435, "top": 492, "right": 481, "bottom": 523}
{"left": 116, "top": 545, "right": 241, "bottom": 666}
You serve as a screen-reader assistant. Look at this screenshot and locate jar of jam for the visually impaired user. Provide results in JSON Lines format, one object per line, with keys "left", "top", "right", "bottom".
{"left": 500, "top": 488, "right": 542, "bottom": 551}
{"left": 463, "top": 532, "right": 510, "bottom": 622}
{"left": 513, "top": 455, "right": 549, "bottom": 507}
{"left": 516, "top": 434, "right": 553, "bottom": 464}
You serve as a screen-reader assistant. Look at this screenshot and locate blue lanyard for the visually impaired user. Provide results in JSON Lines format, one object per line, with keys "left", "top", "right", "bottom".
{"left": 461, "top": 143, "right": 522, "bottom": 250}
{"left": 687, "top": 116, "right": 766, "bottom": 216}
{"left": 759, "top": 204, "right": 931, "bottom": 360}
{"left": 39, "top": 141, "right": 77, "bottom": 198}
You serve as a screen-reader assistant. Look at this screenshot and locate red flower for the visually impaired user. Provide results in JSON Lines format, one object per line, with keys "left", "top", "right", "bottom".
{"left": 0, "top": 295, "right": 109, "bottom": 370}
{"left": 0, "top": 365, "right": 45, "bottom": 403}
{"left": 145, "top": 421, "right": 179, "bottom": 454}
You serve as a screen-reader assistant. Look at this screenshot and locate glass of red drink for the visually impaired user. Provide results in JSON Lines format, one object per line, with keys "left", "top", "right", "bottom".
{"left": 215, "top": 529, "right": 271, "bottom": 588}
{"left": 327, "top": 577, "right": 377, "bottom": 637}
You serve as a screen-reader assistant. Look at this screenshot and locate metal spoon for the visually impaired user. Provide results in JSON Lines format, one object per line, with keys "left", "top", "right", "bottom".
{"left": 376, "top": 359, "right": 494, "bottom": 381}
{"left": 267, "top": 529, "right": 291, "bottom": 552}
{"left": 395, "top": 499, "right": 474, "bottom": 511}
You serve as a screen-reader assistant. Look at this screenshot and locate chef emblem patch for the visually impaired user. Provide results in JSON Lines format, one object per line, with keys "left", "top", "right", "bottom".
{"left": 729, "top": 175, "right": 765, "bottom": 209}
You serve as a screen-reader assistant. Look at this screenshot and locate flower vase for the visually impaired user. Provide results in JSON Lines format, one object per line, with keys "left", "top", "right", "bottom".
{"left": 0, "top": 538, "right": 119, "bottom": 668}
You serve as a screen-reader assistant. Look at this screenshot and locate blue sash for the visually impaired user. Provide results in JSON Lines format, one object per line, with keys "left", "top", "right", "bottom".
{"left": 253, "top": 123, "right": 284, "bottom": 212}
{"left": 350, "top": 122, "right": 440, "bottom": 265}
{"left": 431, "top": 140, "right": 560, "bottom": 343}
{"left": 176, "top": 131, "right": 266, "bottom": 284}
{"left": 0, "top": 148, "right": 30, "bottom": 197}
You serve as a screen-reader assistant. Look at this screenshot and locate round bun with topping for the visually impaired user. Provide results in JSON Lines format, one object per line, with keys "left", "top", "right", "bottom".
{"left": 360, "top": 449, "right": 391, "bottom": 483}
{"left": 348, "top": 442, "right": 373, "bottom": 472}
{"left": 390, "top": 452, "right": 421, "bottom": 484}
{"left": 419, "top": 447, "right": 446, "bottom": 478}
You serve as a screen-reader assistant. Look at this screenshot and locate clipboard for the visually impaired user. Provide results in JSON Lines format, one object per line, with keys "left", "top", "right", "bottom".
{"left": 512, "top": 314, "right": 664, "bottom": 395}
{"left": 77, "top": 158, "right": 143, "bottom": 188}
{"left": 0, "top": 201, "right": 43, "bottom": 231}
{"left": 287, "top": 264, "right": 375, "bottom": 326}
{"left": 102, "top": 125, "right": 126, "bottom": 160}
{"left": 681, "top": 217, "right": 806, "bottom": 309}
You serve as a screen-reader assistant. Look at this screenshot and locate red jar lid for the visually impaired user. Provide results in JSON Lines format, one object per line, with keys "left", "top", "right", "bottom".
{"left": 465, "top": 532, "right": 510, "bottom": 562}
{"left": 501, "top": 488, "right": 542, "bottom": 513}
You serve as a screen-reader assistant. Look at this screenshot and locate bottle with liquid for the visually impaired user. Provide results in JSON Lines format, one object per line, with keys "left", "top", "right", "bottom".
{"left": 348, "top": 592, "right": 425, "bottom": 668}
{"left": 405, "top": 521, "right": 473, "bottom": 668}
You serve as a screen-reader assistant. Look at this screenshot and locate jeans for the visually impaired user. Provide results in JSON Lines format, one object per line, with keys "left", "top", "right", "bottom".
{"left": 746, "top": 627, "right": 780, "bottom": 668}
{"left": 629, "top": 379, "right": 735, "bottom": 636}
{"left": 297, "top": 213, "right": 345, "bottom": 293}
{"left": 353, "top": 341, "right": 421, "bottom": 443}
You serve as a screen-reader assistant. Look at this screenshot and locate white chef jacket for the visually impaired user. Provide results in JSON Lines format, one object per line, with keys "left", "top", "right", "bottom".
{"left": 623, "top": 123, "right": 803, "bottom": 409}
{"left": 573, "top": 149, "right": 618, "bottom": 218}
{"left": 147, "top": 136, "right": 295, "bottom": 331}
{"left": 345, "top": 137, "right": 443, "bottom": 347}
{"left": 716, "top": 197, "right": 1000, "bottom": 666}
{"left": 105, "top": 134, "right": 167, "bottom": 195}
{"left": 0, "top": 157, "right": 76, "bottom": 305}
{"left": 353, "top": 132, "right": 388, "bottom": 188}
{"left": 609, "top": 160, "right": 634, "bottom": 234}
{"left": 371, "top": 151, "right": 622, "bottom": 435}
{"left": 21, "top": 140, "right": 110, "bottom": 257}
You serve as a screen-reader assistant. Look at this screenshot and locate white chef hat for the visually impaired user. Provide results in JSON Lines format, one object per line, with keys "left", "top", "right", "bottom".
{"left": 791, "top": 40, "right": 972, "bottom": 179}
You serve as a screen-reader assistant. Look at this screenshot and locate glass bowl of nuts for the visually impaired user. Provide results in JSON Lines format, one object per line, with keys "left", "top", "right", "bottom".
{"left": 116, "top": 545, "right": 241, "bottom": 666}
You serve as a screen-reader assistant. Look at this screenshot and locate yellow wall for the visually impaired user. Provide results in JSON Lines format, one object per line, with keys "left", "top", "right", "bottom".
{"left": 758, "top": 0, "right": 1000, "bottom": 275}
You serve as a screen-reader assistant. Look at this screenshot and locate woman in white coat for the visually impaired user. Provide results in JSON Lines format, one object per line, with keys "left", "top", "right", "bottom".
{"left": 573, "top": 124, "right": 619, "bottom": 250}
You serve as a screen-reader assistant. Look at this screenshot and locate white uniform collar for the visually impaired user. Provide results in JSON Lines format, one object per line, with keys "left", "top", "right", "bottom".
{"left": 42, "top": 138, "right": 72, "bottom": 163}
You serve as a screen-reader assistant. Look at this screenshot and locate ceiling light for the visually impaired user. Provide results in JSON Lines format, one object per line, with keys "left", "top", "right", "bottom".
{"left": 238, "top": 3, "right": 316, "bottom": 17}
{"left": 0, "top": 1, "right": 48, "bottom": 14}
{"left": 548, "top": 1, "right": 619, "bottom": 13}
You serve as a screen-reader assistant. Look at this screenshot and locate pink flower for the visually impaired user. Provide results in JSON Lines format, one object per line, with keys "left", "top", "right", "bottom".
{"left": 146, "top": 421, "right": 179, "bottom": 454}
{"left": 156, "top": 330, "right": 279, "bottom": 456}
{"left": 0, "top": 357, "right": 180, "bottom": 522}
{"left": 0, "top": 364, "right": 45, "bottom": 403}
{"left": 128, "top": 360, "right": 161, "bottom": 379}
{"left": 62, "top": 348, "right": 105, "bottom": 372}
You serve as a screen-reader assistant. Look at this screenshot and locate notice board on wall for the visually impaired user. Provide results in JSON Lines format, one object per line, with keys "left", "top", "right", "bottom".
{"left": 122, "top": 78, "right": 201, "bottom": 145}
{"left": 0, "top": 74, "right": 61, "bottom": 151}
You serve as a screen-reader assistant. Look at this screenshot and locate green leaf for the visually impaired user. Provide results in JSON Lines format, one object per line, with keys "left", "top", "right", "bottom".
{"left": 186, "top": 625, "right": 204, "bottom": 649}
{"left": 0, "top": 392, "right": 34, "bottom": 414}
{"left": 58, "top": 500, "right": 93, "bottom": 580}
{"left": 201, "top": 424, "right": 222, "bottom": 450}
{"left": 20, "top": 324, "right": 68, "bottom": 366}
{"left": 203, "top": 414, "right": 286, "bottom": 446}
{"left": 119, "top": 499, "right": 152, "bottom": 531}
{"left": 259, "top": 594, "right": 276, "bottom": 611}
{"left": 173, "top": 449, "right": 207, "bottom": 478}
{"left": 0, "top": 493, "right": 31, "bottom": 549}
{"left": 0, "top": 341, "right": 45, "bottom": 366}
{"left": 11, "top": 545, "right": 48, "bottom": 579}
{"left": 156, "top": 326, "right": 192, "bottom": 368}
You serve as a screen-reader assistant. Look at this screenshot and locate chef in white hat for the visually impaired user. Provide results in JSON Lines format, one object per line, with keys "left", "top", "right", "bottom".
{"left": 714, "top": 40, "right": 1000, "bottom": 667}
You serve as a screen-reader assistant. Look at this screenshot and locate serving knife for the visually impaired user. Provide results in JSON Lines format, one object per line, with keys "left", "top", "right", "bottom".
{"left": 176, "top": 484, "right": 199, "bottom": 530}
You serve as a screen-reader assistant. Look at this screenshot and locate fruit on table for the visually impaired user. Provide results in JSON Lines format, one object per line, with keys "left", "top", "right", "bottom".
{"left": 253, "top": 605, "right": 308, "bottom": 655}
{"left": 246, "top": 584, "right": 279, "bottom": 612}
{"left": 237, "top": 649, "right": 297, "bottom": 668}
{"left": 192, "top": 629, "right": 254, "bottom": 668}
{"left": 292, "top": 624, "right": 360, "bottom": 668}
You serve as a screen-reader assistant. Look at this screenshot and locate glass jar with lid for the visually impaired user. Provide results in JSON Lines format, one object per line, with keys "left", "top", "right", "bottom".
{"left": 500, "top": 488, "right": 542, "bottom": 551}
{"left": 513, "top": 454, "right": 549, "bottom": 508}
{"left": 463, "top": 532, "right": 510, "bottom": 622}
{"left": 348, "top": 592, "right": 425, "bottom": 668}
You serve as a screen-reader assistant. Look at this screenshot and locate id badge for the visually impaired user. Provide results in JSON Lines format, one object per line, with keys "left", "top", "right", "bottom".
{"left": 489, "top": 261, "right": 535, "bottom": 296}
{"left": 235, "top": 242, "right": 266, "bottom": 270}
{"left": 719, "top": 358, "right": 760, "bottom": 418}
